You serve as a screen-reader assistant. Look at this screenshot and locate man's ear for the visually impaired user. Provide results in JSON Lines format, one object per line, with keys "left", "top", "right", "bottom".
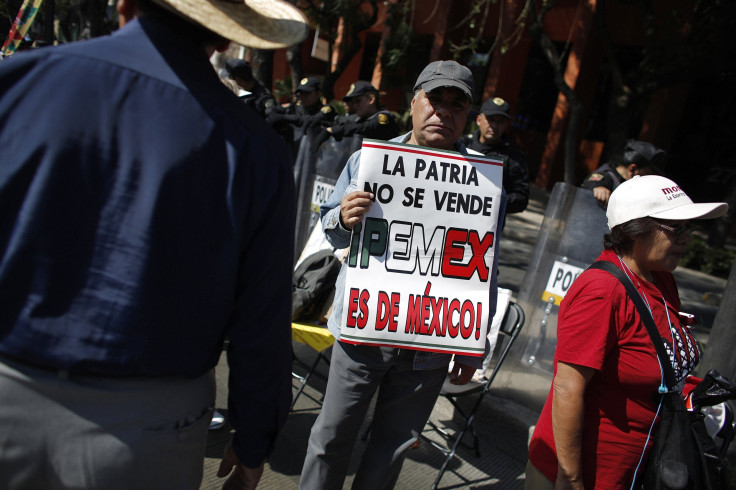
{"left": 205, "top": 40, "right": 231, "bottom": 57}
{"left": 116, "top": 0, "right": 138, "bottom": 27}
{"left": 476, "top": 113, "right": 483, "bottom": 125}
{"left": 628, "top": 163, "right": 638, "bottom": 177}
{"left": 214, "top": 40, "right": 231, "bottom": 53}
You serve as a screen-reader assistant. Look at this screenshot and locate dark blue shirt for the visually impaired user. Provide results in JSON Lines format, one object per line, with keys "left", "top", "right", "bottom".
{"left": 0, "top": 17, "right": 294, "bottom": 467}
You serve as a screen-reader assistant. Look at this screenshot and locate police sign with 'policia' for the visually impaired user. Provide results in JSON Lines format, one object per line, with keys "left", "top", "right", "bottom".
{"left": 340, "top": 139, "right": 504, "bottom": 356}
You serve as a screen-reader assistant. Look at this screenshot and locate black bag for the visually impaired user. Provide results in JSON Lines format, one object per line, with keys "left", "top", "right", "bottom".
{"left": 588, "top": 262, "right": 728, "bottom": 490}
{"left": 642, "top": 391, "right": 723, "bottom": 490}
{"left": 292, "top": 249, "right": 341, "bottom": 322}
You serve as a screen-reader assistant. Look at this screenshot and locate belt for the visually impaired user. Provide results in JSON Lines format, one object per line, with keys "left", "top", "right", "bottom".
{"left": 0, "top": 353, "right": 156, "bottom": 380}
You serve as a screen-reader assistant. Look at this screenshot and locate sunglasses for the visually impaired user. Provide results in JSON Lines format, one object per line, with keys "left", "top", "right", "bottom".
{"left": 656, "top": 221, "right": 693, "bottom": 237}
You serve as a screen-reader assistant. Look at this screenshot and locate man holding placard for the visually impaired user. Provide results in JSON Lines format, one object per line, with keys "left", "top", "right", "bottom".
{"left": 299, "top": 60, "right": 506, "bottom": 490}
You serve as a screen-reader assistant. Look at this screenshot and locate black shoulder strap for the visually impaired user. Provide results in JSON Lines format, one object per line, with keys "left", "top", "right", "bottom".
{"left": 587, "top": 261, "right": 677, "bottom": 389}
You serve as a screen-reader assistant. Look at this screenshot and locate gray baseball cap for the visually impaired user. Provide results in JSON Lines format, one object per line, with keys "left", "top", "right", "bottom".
{"left": 413, "top": 60, "right": 474, "bottom": 100}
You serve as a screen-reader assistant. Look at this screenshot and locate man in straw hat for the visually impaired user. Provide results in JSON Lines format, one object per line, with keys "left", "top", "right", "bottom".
{"left": 299, "top": 60, "right": 506, "bottom": 489}
{"left": 0, "top": 1, "right": 306, "bottom": 489}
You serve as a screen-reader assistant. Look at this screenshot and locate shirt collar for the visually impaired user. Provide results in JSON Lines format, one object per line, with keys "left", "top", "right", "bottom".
{"left": 398, "top": 131, "right": 469, "bottom": 154}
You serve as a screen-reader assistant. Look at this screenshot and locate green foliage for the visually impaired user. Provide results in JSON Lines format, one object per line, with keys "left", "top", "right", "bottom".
{"left": 1, "top": 1, "right": 11, "bottom": 20}
{"left": 380, "top": 1, "right": 415, "bottom": 74}
{"left": 38, "top": 0, "right": 116, "bottom": 43}
{"left": 395, "top": 107, "right": 412, "bottom": 133}
{"left": 301, "top": 0, "right": 378, "bottom": 100}
{"left": 1, "top": 0, "right": 20, "bottom": 40}
{"left": 448, "top": 0, "right": 489, "bottom": 60}
{"left": 679, "top": 234, "right": 735, "bottom": 279}
{"left": 273, "top": 76, "right": 293, "bottom": 101}
{"left": 327, "top": 99, "right": 346, "bottom": 116}
{"left": 303, "top": 0, "right": 377, "bottom": 44}
{"left": 636, "top": 0, "right": 736, "bottom": 92}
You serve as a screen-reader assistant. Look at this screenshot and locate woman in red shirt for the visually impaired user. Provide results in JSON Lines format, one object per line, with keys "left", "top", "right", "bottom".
{"left": 526, "top": 175, "right": 727, "bottom": 489}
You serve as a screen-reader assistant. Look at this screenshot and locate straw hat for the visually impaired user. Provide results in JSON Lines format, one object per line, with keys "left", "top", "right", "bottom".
{"left": 154, "top": 0, "right": 308, "bottom": 49}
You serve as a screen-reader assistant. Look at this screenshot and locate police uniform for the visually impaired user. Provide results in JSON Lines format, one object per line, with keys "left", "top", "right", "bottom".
{"left": 582, "top": 140, "right": 667, "bottom": 194}
{"left": 267, "top": 100, "right": 335, "bottom": 129}
{"left": 240, "top": 80, "right": 276, "bottom": 118}
{"left": 464, "top": 96, "right": 530, "bottom": 214}
{"left": 267, "top": 77, "right": 335, "bottom": 161}
{"left": 314, "top": 81, "right": 399, "bottom": 149}
{"left": 267, "top": 100, "right": 334, "bottom": 128}
{"left": 224, "top": 58, "right": 275, "bottom": 119}
{"left": 582, "top": 163, "right": 626, "bottom": 193}
{"left": 329, "top": 109, "right": 398, "bottom": 142}
{"left": 464, "top": 131, "right": 530, "bottom": 214}
{"left": 267, "top": 77, "right": 335, "bottom": 130}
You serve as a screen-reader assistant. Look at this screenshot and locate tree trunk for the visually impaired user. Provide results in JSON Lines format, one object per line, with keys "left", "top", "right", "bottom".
{"left": 284, "top": 0, "right": 304, "bottom": 94}
{"left": 43, "top": 0, "right": 55, "bottom": 44}
{"left": 322, "top": 30, "right": 362, "bottom": 101}
{"left": 563, "top": 90, "right": 584, "bottom": 185}
{"left": 594, "top": 0, "right": 631, "bottom": 161}
{"left": 528, "top": 0, "right": 584, "bottom": 184}
{"left": 320, "top": 0, "right": 379, "bottom": 100}
{"left": 286, "top": 44, "right": 304, "bottom": 94}
{"left": 85, "top": 0, "right": 110, "bottom": 38}
{"left": 252, "top": 49, "right": 274, "bottom": 90}
{"left": 707, "top": 181, "right": 736, "bottom": 248}
{"left": 603, "top": 91, "right": 634, "bottom": 161}
{"left": 699, "top": 257, "right": 736, "bottom": 380}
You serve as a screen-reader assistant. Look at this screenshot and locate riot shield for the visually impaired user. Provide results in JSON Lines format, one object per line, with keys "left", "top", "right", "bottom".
{"left": 491, "top": 183, "right": 609, "bottom": 410}
{"left": 293, "top": 135, "right": 359, "bottom": 258}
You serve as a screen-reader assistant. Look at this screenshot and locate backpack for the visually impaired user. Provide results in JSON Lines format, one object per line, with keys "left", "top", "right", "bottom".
{"left": 292, "top": 249, "right": 341, "bottom": 322}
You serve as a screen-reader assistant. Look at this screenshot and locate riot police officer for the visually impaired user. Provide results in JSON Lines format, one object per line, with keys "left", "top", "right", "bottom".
{"left": 267, "top": 76, "right": 335, "bottom": 161}
{"left": 464, "top": 96, "right": 530, "bottom": 215}
{"left": 324, "top": 81, "right": 399, "bottom": 144}
{"left": 582, "top": 139, "right": 666, "bottom": 207}
{"left": 224, "top": 58, "right": 275, "bottom": 118}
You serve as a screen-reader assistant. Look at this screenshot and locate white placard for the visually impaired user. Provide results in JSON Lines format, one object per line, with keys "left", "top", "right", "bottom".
{"left": 339, "top": 140, "right": 504, "bottom": 356}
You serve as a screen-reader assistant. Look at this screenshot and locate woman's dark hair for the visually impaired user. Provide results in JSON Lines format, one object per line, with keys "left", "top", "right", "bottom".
{"left": 603, "top": 217, "right": 657, "bottom": 256}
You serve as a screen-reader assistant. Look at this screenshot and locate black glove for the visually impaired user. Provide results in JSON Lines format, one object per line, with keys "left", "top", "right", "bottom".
{"left": 310, "top": 129, "right": 332, "bottom": 153}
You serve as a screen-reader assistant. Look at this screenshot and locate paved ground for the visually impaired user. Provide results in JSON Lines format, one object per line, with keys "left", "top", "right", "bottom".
{"left": 201, "top": 344, "right": 539, "bottom": 490}
{"left": 200, "top": 184, "right": 730, "bottom": 489}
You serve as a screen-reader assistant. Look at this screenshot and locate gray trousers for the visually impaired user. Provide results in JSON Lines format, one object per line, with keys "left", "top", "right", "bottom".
{"left": 299, "top": 341, "right": 447, "bottom": 490}
{"left": 0, "top": 357, "right": 215, "bottom": 490}
{"left": 524, "top": 460, "right": 554, "bottom": 490}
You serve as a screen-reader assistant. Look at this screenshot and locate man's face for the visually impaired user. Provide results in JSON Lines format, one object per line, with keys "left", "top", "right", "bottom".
{"left": 476, "top": 113, "right": 510, "bottom": 145}
{"left": 408, "top": 87, "right": 470, "bottom": 149}
{"left": 235, "top": 76, "right": 254, "bottom": 91}
{"left": 347, "top": 94, "right": 377, "bottom": 119}
{"left": 296, "top": 89, "right": 320, "bottom": 108}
